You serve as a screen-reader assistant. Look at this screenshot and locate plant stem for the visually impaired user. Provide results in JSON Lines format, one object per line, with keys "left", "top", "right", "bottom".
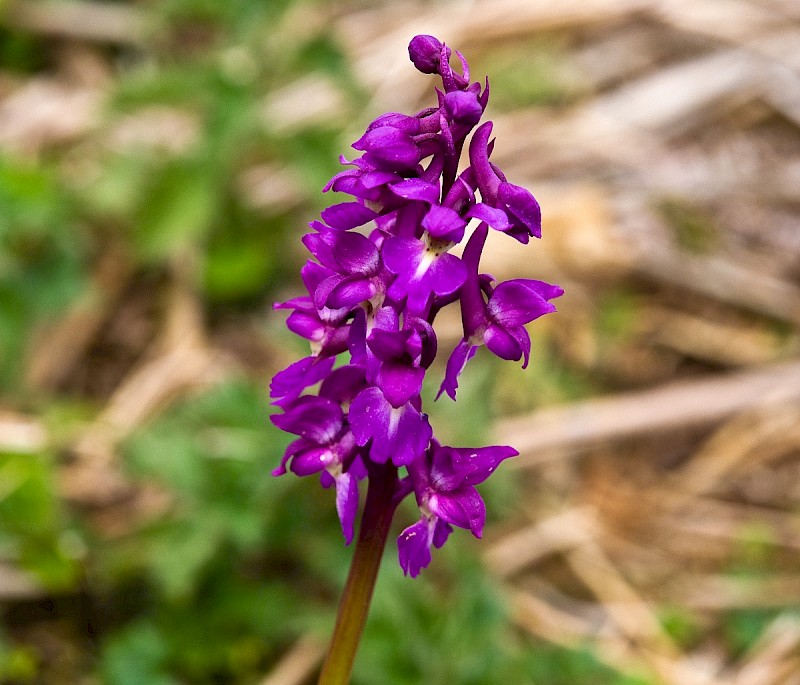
{"left": 318, "top": 463, "right": 398, "bottom": 685}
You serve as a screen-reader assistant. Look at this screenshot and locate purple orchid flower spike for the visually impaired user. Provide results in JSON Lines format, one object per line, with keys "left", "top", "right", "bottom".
{"left": 271, "top": 35, "right": 562, "bottom": 603}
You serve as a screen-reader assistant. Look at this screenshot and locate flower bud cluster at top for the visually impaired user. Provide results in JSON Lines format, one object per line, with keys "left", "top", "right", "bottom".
{"left": 270, "top": 35, "right": 563, "bottom": 577}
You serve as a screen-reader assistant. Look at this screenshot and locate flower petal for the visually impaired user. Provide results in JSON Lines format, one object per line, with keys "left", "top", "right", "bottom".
{"left": 326, "top": 276, "right": 378, "bottom": 309}
{"left": 429, "top": 486, "right": 485, "bottom": 537}
{"left": 437, "top": 339, "right": 478, "bottom": 400}
{"left": 464, "top": 203, "right": 512, "bottom": 232}
{"left": 271, "top": 395, "right": 343, "bottom": 443}
{"left": 378, "top": 361, "right": 425, "bottom": 408}
{"left": 483, "top": 323, "right": 522, "bottom": 361}
{"left": 335, "top": 471, "right": 359, "bottom": 545}
{"left": 285, "top": 311, "right": 324, "bottom": 341}
{"left": 389, "top": 178, "right": 440, "bottom": 204}
{"left": 422, "top": 205, "right": 467, "bottom": 241}
{"left": 425, "top": 252, "right": 467, "bottom": 298}
{"left": 382, "top": 236, "right": 424, "bottom": 276}
{"left": 498, "top": 182, "right": 542, "bottom": 239}
{"left": 321, "top": 202, "right": 378, "bottom": 230}
{"left": 487, "top": 279, "right": 559, "bottom": 327}
{"left": 443, "top": 90, "right": 483, "bottom": 126}
{"left": 323, "top": 230, "right": 380, "bottom": 275}
{"left": 398, "top": 519, "right": 434, "bottom": 577}
{"left": 269, "top": 356, "right": 335, "bottom": 406}
{"left": 289, "top": 445, "right": 332, "bottom": 476}
{"left": 349, "top": 388, "right": 431, "bottom": 465}
{"left": 319, "top": 365, "right": 367, "bottom": 405}
{"left": 445, "top": 445, "right": 519, "bottom": 486}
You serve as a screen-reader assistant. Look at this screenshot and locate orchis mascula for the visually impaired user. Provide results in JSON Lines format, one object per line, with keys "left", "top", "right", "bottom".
{"left": 270, "top": 34, "right": 562, "bottom": 684}
{"left": 272, "top": 34, "right": 561, "bottom": 575}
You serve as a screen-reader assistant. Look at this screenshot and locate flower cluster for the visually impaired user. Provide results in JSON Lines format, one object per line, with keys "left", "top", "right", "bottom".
{"left": 271, "top": 35, "right": 562, "bottom": 577}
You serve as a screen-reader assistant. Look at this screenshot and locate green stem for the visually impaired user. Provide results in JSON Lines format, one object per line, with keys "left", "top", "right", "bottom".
{"left": 318, "top": 463, "right": 398, "bottom": 685}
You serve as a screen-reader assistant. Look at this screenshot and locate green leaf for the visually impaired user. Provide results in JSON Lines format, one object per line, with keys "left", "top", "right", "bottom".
{"left": 134, "top": 161, "right": 217, "bottom": 259}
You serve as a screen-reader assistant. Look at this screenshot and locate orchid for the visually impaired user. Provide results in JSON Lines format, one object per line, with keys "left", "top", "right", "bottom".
{"left": 269, "top": 35, "right": 562, "bottom": 684}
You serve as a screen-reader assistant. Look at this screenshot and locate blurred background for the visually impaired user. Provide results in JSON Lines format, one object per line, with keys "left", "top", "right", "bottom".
{"left": 1, "top": 0, "right": 800, "bottom": 683}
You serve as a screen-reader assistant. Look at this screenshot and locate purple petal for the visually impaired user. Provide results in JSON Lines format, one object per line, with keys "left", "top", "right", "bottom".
{"left": 468, "top": 121, "right": 501, "bottom": 202}
{"left": 425, "top": 252, "right": 467, "bottom": 298}
{"left": 319, "top": 365, "right": 367, "bottom": 405}
{"left": 321, "top": 323, "right": 352, "bottom": 358}
{"left": 465, "top": 203, "right": 512, "bottom": 232}
{"left": 408, "top": 35, "right": 448, "bottom": 74}
{"left": 348, "top": 308, "right": 368, "bottom": 365}
{"left": 367, "top": 113, "right": 421, "bottom": 135}
{"left": 321, "top": 202, "right": 379, "bottom": 230}
{"left": 442, "top": 445, "right": 518, "bottom": 486}
{"left": 398, "top": 519, "right": 434, "bottom": 577}
{"left": 382, "top": 235, "right": 424, "bottom": 275}
{"left": 432, "top": 518, "right": 453, "bottom": 548}
{"left": 406, "top": 317, "right": 438, "bottom": 368}
{"left": 378, "top": 362, "right": 425, "bottom": 408}
{"left": 269, "top": 356, "right": 335, "bottom": 405}
{"left": 323, "top": 230, "right": 380, "bottom": 275}
{"left": 487, "top": 279, "right": 559, "bottom": 327}
{"left": 349, "top": 387, "right": 391, "bottom": 452}
{"left": 285, "top": 311, "right": 324, "bottom": 341}
{"left": 272, "top": 438, "right": 305, "bottom": 477}
{"left": 349, "top": 389, "right": 431, "bottom": 466}
{"left": 326, "top": 276, "right": 378, "bottom": 309}
{"left": 360, "top": 169, "right": 400, "bottom": 189}
{"left": 437, "top": 339, "right": 477, "bottom": 400}
{"left": 389, "top": 179, "right": 440, "bottom": 204}
{"left": 392, "top": 402, "right": 432, "bottom": 466}
{"left": 353, "top": 126, "right": 413, "bottom": 152}
{"left": 483, "top": 324, "right": 523, "bottom": 361}
{"left": 335, "top": 471, "right": 359, "bottom": 545}
{"left": 367, "top": 328, "right": 411, "bottom": 362}
{"left": 422, "top": 205, "right": 467, "bottom": 241}
{"left": 444, "top": 90, "right": 483, "bottom": 126}
{"left": 270, "top": 396, "right": 343, "bottom": 443}
{"left": 302, "top": 233, "right": 338, "bottom": 271}
{"left": 300, "top": 260, "right": 335, "bottom": 294}
{"left": 498, "top": 183, "right": 542, "bottom": 239}
{"left": 289, "top": 445, "right": 332, "bottom": 476}
{"left": 514, "top": 326, "right": 532, "bottom": 368}
{"left": 323, "top": 168, "right": 359, "bottom": 193}
{"left": 429, "top": 486, "right": 485, "bottom": 537}
{"left": 274, "top": 295, "right": 313, "bottom": 313}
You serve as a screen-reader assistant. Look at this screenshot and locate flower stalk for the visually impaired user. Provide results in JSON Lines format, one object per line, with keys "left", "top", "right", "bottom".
{"left": 318, "top": 464, "right": 398, "bottom": 685}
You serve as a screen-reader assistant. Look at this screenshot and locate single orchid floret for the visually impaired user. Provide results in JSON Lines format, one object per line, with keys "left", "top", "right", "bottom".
{"left": 398, "top": 441, "right": 518, "bottom": 576}
{"left": 383, "top": 233, "right": 467, "bottom": 316}
{"left": 468, "top": 122, "right": 542, "bottom": 243}
{"left": 304, "top": 229, "right": 387, "bottom": 311}
{"left": 348, "top": 387, "right": 432, "bottom": 466}
{"left": 273, "top": 261, "right": 353, "bottom": 360}
{"left": 440, "top": 277, "right": 562, "bottom": 400}
{"left": 271, "top": 396, "right": 361, "bottom": 543}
